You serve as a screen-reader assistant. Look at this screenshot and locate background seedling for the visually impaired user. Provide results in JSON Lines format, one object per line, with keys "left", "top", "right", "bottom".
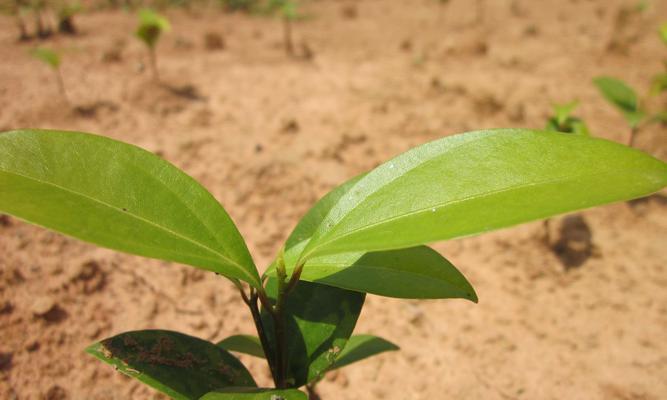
{"left": 30, "top": 0, "right": 52, "bottom": 38}
{"left": 542, "top": 101, "right": 591, "bottom": 245}
{"left": 0, "top": 0, "right": 31, "bottom": 40}
{"left": 266, "top": 0, "right": 301, "bottom": 56}
{"left": 1, "top": 128, "right": 666, "bottom": 399}
{"left": 593, "top": 76, "right": 645, "bottom": 146}
{"left": 544, "top": 101, "right": 590, "bottom": 136}
{"left": 30, "top": 47, "right": 69, "bottom": 104}
{"left": 56, "top": 1, "right": 82, "bottom": 34}
{"left": 135, "top": 9, "right": 170, "bottom": 82}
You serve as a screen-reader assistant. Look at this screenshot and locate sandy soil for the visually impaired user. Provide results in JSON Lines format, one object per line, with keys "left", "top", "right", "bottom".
{"left": 1, "top": 0, "right": 667, "bottom": 399}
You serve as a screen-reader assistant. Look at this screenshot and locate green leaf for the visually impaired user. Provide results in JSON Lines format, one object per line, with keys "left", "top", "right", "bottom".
{"left": 0, "top": 129, "right": 260, "bottom": 287}
{"left": 261, "top": 279, "right": 365, "bottom": 387}
{"left": 86, "top": 330, "right": 256, "bottom": 400}
{"left": 136, "top": 9, "right": 170, "bottom": 48}
{"left": 295, "top": 246, "right": 476, "bottom": 300}
{"left": 217, "top": 335, "right": 265, "bottom": 358}
{"left": 200, "top": 388, "right": 307, "bottom": 400}
{"left": 660, "top": 22, "right": 667, "bottom": 46}
{"left": 593, "top": 76, "right": 644, "bottom": 127}
{"left": 298, "top": 129, "right": 667, "bottom": 261}
{"left": 331, "top": 334, "right": 399, "bottom": 370}
{"left": 30, "top": 47, "right": 60, "bottom": 69}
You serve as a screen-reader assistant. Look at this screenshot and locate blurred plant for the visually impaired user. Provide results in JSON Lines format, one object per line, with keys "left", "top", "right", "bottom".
{"left": 650, "top": 23, "right": 667, "bottom": 97}
{"left": 218, "top": 0, "right": 258, "bottom": 12}
{"left": 544, "top": 101, "right": 590, "bottom": 136}
{"left": 135, "top": 9, "right": 170, "bottom": 82}
{"left": 265, "top": 0, "right": 301, "bottom": 56}
{"left": 542, "top": 101, "right": 591, "bottom": 244}
{"left": 56, "top": 1, "right": 82, "bottom": 34}
{"left": 0, "top": 0, "right": 31, "bottom": 40}
{"left": 30, "top": 47, "right": 69, "bottom": 104}
{"left": 1, "top": 128, "right": 666, "bottom": 399}
{"left": 593, "top": 77, "right": 647, "bottom": 146}
{"left": 30, "top": 0, "right": 52, "bottom": 38}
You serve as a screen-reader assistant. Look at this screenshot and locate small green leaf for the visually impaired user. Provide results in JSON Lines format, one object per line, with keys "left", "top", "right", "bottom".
{"left": 217, "top": 335, "right": 265, "bottom": 358}
{"left": 295, "top": 246, "right": 477, "bottom": 300}
{"left": 0, "top": 129, "right": 260, "bottom": 287}
{"left": 593, "top": 76, "right": 644, "bottom": 127}
{"left": 136, "top": 9, "right": 170, "bottom": 48}
{"left": 553, "top": 101, "right": 579, "bottom": 127}
{"left": 86, "top": 330, "right": 256, "bottom": 400}
{"left": 200, "top": 388, "right": 307, "bottom": 400}
{"left": 30, "top": 47, "right": 60, "bottom": 69}
{"left": 261, "top": 280, "right": 365, "bottom": 387}
{"left": 298, "top": 129, "right": 667, "bottom": 262}
{"left": 331, "top": 335, "right": 399, "bottom": 370}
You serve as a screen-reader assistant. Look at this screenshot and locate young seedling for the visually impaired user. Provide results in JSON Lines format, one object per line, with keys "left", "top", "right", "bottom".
{"left": 542, "top": 101, "right": 591, "bottom": 245}
{"left": 56, "top": 1, "right": 82, "bottom": 35}
{"left": 544, "top": 101, "right": 590, "bottom": 136}
{"left": 1, "top": 128, "right": 666, "bottom": 399}
{"left": 593, "top": 76, "right": 646, "bottom": 146}
{"left": 30, "top": 0, "right": 52, "bottom": 38}
{"left": 266, "top": 0, "right": 300, "bottom": 56}
{"left": 0, "top": 0, "right": 31, "bottom": 40}
{"left": 135, "top": 9, "right": 170, "bottom": 82}
{"left": 30, "top": 47, "right": 69, "bottom": 104}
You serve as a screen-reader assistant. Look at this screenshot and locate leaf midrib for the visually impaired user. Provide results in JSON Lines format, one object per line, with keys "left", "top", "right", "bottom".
{"left": 0, "top": 168, "right": 255, "bottom": 283}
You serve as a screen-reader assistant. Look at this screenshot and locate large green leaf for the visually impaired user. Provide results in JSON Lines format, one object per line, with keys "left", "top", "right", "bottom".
{"left": 86, "top": 330, "right": 256, "bottom": 400}
{"left": 660, "top": 22, "right": 667, "bottom": 46}
{"left": 261, "top": 279, "right": 365, "bottom": 387}
{"left": 298, "top": 129, "right": 667, "bottom": 261}
{"left": 0, "top": 129, "right": 260, "bottom": 287}
{"left": 296, "top": 246, "right": 476, "bottom": 300}
{"left": 331, "top": 334, "right": 399, "bottom": 370}
{"left": 593, "top": 77, "right": 644, "bottom": 127}
{"left": 217, "top": 335, "right": 265, "bottom": 358}
{"left": 270, "top": 174, "right": 475, "bottom": 300}
{"left": 200, "top": 388, "right": 307, "bottom": 400}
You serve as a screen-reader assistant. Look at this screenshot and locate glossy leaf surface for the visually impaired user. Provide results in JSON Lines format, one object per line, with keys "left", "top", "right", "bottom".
{"left": 261, "top": 279, "right": 365, "bottom": 387}
{"left": 593, "top": 77, "right": 644, "bottom": 127}
{"left": 217, "top": 335, "right": 265, "bottom": 358}
{"left": 0, "top": 129, "right": 260, "bottom": 287}
{"left": 331, "top": 334, "right": 399, "bottom": 370}
{"left": 86, "top": 330, "right": 256, "bottom": 400}
{"left": 200, "top": 388, "right": 307, "bottom": 400}
{"left": 298, "top": 129, "right": 667, "bottom": 261}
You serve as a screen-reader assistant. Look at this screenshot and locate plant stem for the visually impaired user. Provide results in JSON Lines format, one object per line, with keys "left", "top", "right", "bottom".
{"left": 148, "top": 47, "right": 159, "bottom": 83}
{"left": 283, "top": 16, "right": 294, "bottom": 57}
{"left": 248, "top": 289, "right": 280, "bottom": 386}
{"left": 55, "top": 68, "right": 70, "bottom": 106}
{"left": 628, "top": 126, "right": 637, "bottom": 147}
{"left": 543, "top": 218, "right": 551, "bottom": 246}
{"left": 272, "top": 257, "right": 289, "bottom": 388}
